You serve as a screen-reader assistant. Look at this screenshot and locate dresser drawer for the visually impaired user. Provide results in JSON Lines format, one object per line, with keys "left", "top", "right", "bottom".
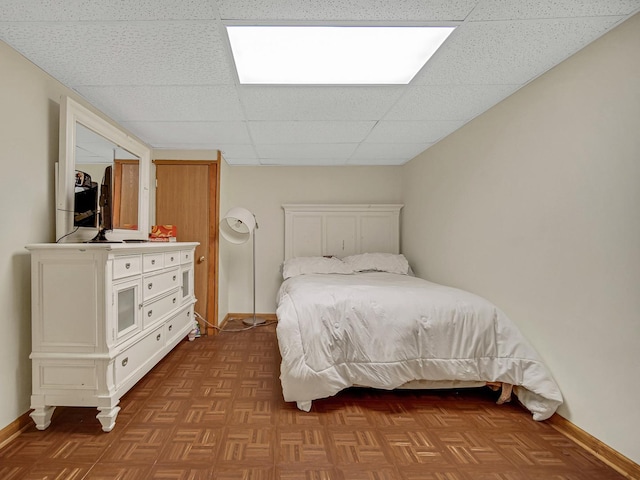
{"left": 142, "top": 268, "right": 180, "bottom": 301}
{"left": 143, "top": 253, "right": 164, "bottom": 272}
{"left": 166, "top": 306, "right": 193, "bottom": 345}
{"left": 142, "top": 291, "right": 180, "bottom": 329}
{"left": 115, "top": 325, "right": 164, "bottom": 388}
{"left": 113, "top": 255, "right": 142, "bottom": 280}
{"left": 164, "top": 251, "right": 180, "bottom": 268}
{"left": 180, "top": 250, "right": 193, "bottom": 265}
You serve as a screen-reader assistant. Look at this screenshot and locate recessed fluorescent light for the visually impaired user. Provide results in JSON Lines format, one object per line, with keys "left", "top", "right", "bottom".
{"left": 226, "top": 25, "right": 455, "bottom": 85}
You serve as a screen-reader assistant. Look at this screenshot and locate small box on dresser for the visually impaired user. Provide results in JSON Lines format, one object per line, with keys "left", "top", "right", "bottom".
{"left": 25, "top": 242, "right": 198, "bottom": 432}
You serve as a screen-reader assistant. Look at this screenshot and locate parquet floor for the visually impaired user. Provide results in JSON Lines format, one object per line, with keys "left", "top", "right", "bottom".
{"left": 0, "top": 319, "right": 626, "bottom": 480}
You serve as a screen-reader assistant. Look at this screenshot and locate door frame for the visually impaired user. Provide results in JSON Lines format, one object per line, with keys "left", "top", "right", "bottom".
{"left": 154, "top": 157, "right": 220, "bottom": 336}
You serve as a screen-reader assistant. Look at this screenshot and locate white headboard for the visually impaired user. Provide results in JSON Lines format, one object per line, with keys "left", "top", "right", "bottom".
{"left": 283, "top": 204, "right": 403, "bottom": 260}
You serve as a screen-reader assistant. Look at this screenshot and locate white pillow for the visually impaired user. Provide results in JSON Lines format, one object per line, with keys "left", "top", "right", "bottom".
{"left": 342, "top": 253, "right": 410, "bottom": 275}
{"left": 282, "top": 256, "right": 354, "bottom": 280}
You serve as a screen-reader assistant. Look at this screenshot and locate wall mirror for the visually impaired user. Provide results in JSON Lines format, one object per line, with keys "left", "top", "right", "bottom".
{"left": 56, "top": 96, "right": 150, "bottom": 243}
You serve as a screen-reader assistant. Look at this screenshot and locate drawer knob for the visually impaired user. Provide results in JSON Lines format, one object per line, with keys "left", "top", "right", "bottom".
{"left": 187, "top": 311, "right": 190, "bottom": 317}
{"left": 172, "top": 297, "right": 176, "bottom": 304}
{"left": 125, "top": 263, "right": 131, "bottom": 269}
{"left": 170, "top": 256, "right": 175, "bottom": 261}
{"left": 121, "top": 357, "right": 128, "bottom": 367}
{"left": 173, "top": 275, "right": 177, "bottom": 281}
{"left": 156, "top": 333, "right": 162, "bottom": 341}
{"left": 168, "top": 325, "right": 173, "bottom": 331}
{"left": 151, "top": 259, "right": 156, "bottom": 265}
{"left": 148, "top": 283, "right": 153, "bottom": 290}
{"left": 148, "top": 310, "right": 153, "bottom": 317}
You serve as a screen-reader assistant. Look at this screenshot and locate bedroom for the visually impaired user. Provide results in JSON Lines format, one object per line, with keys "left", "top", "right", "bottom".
{"left": 0, "top": 2, "right": 639, "bottom": 477}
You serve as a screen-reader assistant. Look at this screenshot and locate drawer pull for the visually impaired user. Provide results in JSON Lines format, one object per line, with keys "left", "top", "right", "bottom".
{"left": 156, "top": 333, "right": 162, "bottom": 341}
{"left": 185, "top": 254, "right": 190, "bottom": 259}
{"left": 168, "top": 325, "right": 173, "bottom": 331}
{"left": 125, "top": 263, "right": 131, "bottom": 269}
{"left": 121, "top": 357, "right": 128, "bottom": 367}
{"left": 148, "top": 283, "right": 153, "bottom": 290}
{"left": 187, "top": 311, "right": 191, "bottom": 317}
{"left": 172, "top": 297, "right": 176, "bottom": 304}
{"left": 147, "top": 310, "right": 153, "bottom": 317}
{"left": 151, "top": 259, "right": 156, "bottom": 265}
{"left": 170, "top": 256, "right": 175, "bottom": 261}
{"left": 173, "top": 275, "right": 177, "bottom": 281}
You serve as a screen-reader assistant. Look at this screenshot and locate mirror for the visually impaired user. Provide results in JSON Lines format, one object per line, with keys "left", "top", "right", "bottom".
{"left": 57, "top": 96, "right": 150, "bottom": 243}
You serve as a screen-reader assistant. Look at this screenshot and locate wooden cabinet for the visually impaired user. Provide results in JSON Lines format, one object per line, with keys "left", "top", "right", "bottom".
{"left": 25, "top": 242, "right": 198, "bottom": 432}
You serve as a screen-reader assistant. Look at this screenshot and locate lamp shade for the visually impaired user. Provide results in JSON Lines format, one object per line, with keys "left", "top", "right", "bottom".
{"left": 220, "top": 207, "right": 256, "bottom": 244}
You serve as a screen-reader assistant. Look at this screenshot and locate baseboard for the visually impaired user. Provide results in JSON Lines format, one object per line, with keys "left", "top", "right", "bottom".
{"left": 0, "top": 411, "right": 32, "bottom": 450}
{"left": 547, "top": 414, "right": 640, "bottom": 479}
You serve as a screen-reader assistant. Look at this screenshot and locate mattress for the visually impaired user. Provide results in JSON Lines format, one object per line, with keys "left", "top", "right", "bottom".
{"left": 276, "top": 271, "right": 563, "bottom": 420}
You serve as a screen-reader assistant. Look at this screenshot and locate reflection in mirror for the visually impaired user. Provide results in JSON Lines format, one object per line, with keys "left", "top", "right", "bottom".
{"left": 56, "top": 96, "right": 150, "bottom": 243}
{"left": 74, "top": 124, "right": 140, "bottom": 236}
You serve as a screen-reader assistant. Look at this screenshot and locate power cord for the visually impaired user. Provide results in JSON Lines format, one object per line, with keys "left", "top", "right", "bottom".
{"left": 195, "top": 311, "right": 276, "bottom": 333}
{"left": 56, "top": 226, "right": 79, "bottom": 243}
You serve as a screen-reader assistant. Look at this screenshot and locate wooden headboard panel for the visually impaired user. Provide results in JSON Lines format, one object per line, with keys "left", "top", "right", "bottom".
{"left": 283, "top": 204, "right": 403, "bottom": 260}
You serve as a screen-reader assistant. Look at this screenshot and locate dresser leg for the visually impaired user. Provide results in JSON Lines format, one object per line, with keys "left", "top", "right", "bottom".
{"left": 30, "top": 405, "right": 56, "bottom": 430}
{"left": 96, "top": 405, "right": 121, "bottom": 432}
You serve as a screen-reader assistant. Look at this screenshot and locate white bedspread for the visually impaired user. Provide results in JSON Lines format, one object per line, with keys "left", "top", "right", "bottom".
{"left": 276, "top": 272, "right": 563, "bottom": 420}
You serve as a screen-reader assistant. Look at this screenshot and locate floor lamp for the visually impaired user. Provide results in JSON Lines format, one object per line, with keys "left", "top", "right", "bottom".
{"left": 219, "top": 207, "right": 266, "bottom": 326}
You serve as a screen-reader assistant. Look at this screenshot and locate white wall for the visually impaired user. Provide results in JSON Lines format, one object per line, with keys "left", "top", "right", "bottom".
{"left": 218, "top": 165, "right": 403, "bottom": 321}
{"left": 0, "top": 40, "right": 70, "bottom": 430}
{"left": 0, "top": 39, "right": 152, "bottom": 432}
{"left": 402, "top": 13, "right": 640, "bottom": 464}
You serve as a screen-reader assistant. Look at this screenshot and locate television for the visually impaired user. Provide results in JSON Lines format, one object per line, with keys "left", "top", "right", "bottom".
{"left": 73, "top": 170, "right": 99, "bottom": 228}
{"left": 88, "top": 165, "right": 116, "bottom": 243}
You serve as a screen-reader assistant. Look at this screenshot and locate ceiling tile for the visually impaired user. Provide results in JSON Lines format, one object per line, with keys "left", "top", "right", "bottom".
{"left": 248, "top": 121, "right": 376, "bottom": 144}
{"left": 255, "top": 143, "right": 357, "bottom": 159}
{"left": 351, "top": 143, "right": 431, "bottom": 161}
{"left": 1, "top": 0, "right": 638, "bottom": 166}
{"left": 384, "top": 84, "right": 519, "bottom": 121}
{"left": 468, "top": 0, "right": 640, "bottom": 20}
{"left": 216, "top": 144, "right": 258, "bottom": 161}
{"left": 414, "top": 17, "right": 624, "bottom": 86}
{"left": 218, "top": 0, "right": 477, "bottom": 21}
{"left": 120, "top": 121, "right": 251, "bottom": 145}
{"left": 0, "top": 0, "right": 218, "bottom": 21}
{"left": 225, "top": 157, "right": 262, "bottom": 166}
{"left": 0, "top": 21, "right": 233, "bottom": 85}
{"left": 240, "top": 86, "right": 405, "bottom": 121}
{"left": 347, "top": 157, "right": 408, "bottom": 166}
{"left": 365, "top": 120, "right": 465, "bottom": 143}
{"left": 259, "top": 157, "right": 349, "bottom": 166}
{"left": 75, "top": 85, "right": 245, "bottom": 122}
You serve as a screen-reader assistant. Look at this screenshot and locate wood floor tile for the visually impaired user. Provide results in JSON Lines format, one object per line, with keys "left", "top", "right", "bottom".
{"left": 0, "top": 321, "right": 628, "bottom": 480}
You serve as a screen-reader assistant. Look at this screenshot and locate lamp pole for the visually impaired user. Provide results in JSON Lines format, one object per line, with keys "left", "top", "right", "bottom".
{"left": 244, "top": 216, "right": 265, "bottom": 326}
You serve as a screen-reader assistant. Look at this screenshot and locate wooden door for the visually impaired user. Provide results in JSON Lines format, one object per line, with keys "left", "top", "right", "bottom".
{"left": 113, "top": 159, "right": 139, "bottom": 229}
{"left": 155, "top": 159, "right": 219, "bottom": 335}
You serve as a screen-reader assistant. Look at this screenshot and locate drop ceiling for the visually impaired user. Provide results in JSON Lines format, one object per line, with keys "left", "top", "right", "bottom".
{"left": 1, "top": 1, "right": 638, "bottom": 166}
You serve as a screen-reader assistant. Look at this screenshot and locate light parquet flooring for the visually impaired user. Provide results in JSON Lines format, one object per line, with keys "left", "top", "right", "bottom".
{"left": 0, "top": 319, "right": 626, "bottom": 480}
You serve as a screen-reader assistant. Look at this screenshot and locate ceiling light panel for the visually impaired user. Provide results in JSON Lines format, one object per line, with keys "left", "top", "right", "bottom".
{"left": 227, "top": 25, "right": 455, "bottom": 84}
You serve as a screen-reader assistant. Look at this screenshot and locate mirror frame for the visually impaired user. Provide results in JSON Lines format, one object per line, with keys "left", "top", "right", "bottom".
{"left": 56, "top": 96, "right": 151, "bottom": 242}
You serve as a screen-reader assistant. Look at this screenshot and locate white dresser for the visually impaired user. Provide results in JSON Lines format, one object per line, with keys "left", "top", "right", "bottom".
{"left": 25, "top": 242, "right": 198, "bottom": 432}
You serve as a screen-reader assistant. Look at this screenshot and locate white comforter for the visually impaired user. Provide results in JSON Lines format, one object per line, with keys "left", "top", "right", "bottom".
{"left": 276, "top": 272, "right": 563, "bottom": 421}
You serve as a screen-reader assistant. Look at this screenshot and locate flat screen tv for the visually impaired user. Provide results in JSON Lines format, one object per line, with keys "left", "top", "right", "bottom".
{"left": 88, "top": 165, "right": 115, "bottom": 243}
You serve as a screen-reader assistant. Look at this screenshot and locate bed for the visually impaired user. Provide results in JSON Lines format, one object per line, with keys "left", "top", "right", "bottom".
{"left": 275, "top": 205, "right": 563, "bottom": 421}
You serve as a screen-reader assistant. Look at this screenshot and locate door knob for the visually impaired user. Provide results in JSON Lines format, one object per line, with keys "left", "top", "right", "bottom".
{"left": 198, "top": 256, "right": 205, "bottom": 263}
